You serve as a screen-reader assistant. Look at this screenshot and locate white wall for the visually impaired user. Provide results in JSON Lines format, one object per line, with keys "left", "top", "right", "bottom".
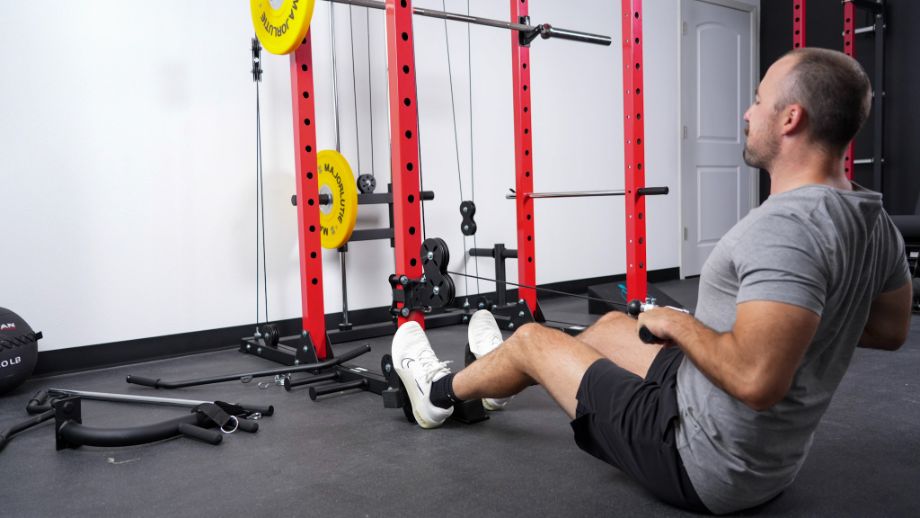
{"left": 0, "top": 0, "right": 754, "bottom": 352}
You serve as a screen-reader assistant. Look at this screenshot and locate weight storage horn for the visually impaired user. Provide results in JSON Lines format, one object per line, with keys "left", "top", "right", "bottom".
{"left": 0, "top": 308, "right": 41, "bottom": 395}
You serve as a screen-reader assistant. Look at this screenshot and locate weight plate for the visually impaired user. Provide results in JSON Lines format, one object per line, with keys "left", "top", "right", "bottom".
{"left": 251, "top": 0, "right": 316, "bottom": 55}
{"left": 317, "top": 150, "right": 358, "bottom": 249}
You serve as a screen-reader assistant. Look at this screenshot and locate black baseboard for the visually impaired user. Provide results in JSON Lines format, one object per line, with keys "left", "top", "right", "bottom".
{"left": 34, "top": 268, "right": 681, "bottom": 377}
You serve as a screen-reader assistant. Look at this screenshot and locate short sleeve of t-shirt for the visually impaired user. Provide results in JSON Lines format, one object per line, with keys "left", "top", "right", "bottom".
{"left": 880, "top": 216, "right": 911, "bottom": 293}
{"left": 734, "top": 212, "right": 827, "bottom": 316}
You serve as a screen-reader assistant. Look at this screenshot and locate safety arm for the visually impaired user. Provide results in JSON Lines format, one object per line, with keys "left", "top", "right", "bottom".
{"left": 859, "top": 281, "right": 912, "bottom": 350}
{"left": 638, "top": 301, "right": 819, "bottom": 411}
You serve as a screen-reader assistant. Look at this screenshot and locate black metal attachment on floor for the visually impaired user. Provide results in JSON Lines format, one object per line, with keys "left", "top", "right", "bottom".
{"left": 0, "top": 389, "right": 271, "bottom": 453}
{"left": 126, "top": 345, "right": 372, "bottom": 389}
{"left": 378, "top": 353, "right": 488, "bottom": 425}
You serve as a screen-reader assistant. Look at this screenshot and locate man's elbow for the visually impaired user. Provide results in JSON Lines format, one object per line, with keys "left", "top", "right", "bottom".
{"left": 735, "top": 378, "right": 788, "bottom": 412}
{"left": 859, "top": 328, "right": 909, "bottom": 351}
{"left": 739, "top": 390, "right": 784, "bottom": 412}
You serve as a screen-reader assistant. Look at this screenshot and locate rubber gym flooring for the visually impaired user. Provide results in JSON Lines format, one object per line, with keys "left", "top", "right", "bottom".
{"left": 2, "top": 279, "right": 918, "bottom": 517}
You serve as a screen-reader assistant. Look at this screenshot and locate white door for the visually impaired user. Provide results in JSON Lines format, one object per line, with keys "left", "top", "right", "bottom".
{"left": 680, "top": 0, "right": 757, "bottom": 277}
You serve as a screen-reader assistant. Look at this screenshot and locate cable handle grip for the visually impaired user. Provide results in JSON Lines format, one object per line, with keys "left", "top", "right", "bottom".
{"left": 626, "top": 299, "right": 689, "bottom": 344}
{"left": 235, "top": 419, "right": 259, "bottom": 434}
{"left": 177, "top": 423, "right": 223, "bottom": 445}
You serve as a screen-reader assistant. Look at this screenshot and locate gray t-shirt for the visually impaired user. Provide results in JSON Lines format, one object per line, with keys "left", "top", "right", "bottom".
{"left": 676, "top": 184, "right": 909, "bottom": 514}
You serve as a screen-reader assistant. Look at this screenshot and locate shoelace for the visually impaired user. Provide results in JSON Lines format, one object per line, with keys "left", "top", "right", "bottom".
{"left": 415, "top": 349, "right": 452, "bottom": 384}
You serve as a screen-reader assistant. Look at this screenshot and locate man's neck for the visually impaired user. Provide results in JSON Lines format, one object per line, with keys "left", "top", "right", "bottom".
{"left": 768, "top": 150, "right": 851, "bottom": 195}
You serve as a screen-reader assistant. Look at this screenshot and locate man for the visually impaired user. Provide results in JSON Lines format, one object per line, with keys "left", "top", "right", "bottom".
{"left": 391, "top": 48, "right": 911, "bottom": 514}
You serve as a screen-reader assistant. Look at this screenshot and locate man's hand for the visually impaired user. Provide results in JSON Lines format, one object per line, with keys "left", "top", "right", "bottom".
{"left": 637, "top": 301, "right": 820, "bottom": 411}
{"left": 636, "top": 307, "right": 692, "bottom": 345}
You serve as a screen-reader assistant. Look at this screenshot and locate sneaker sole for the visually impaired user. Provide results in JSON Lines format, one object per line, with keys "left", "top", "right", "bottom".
{"left": 482, "top": 398, "right": 507, "bottom": 411}
{"left": 395, "top": 368, "right": 448, "bottom": 429}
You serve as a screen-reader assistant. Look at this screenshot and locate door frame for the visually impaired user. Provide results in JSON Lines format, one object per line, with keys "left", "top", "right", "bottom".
{"left": 678, "top": 0, "right": 760, "bottom": 278}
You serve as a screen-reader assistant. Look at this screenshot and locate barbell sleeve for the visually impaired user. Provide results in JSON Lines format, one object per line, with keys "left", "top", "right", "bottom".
{"left": 637, "top": 187, "right": 669, "bottom": 196}
{"left": 539, "top": 24, "right": 612, "bottom": 46}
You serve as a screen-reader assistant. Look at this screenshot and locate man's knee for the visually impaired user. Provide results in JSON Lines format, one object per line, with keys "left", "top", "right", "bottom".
{"left": 601, "top": 310, "right": 629, "bottom": 324}
{"left": 512, "top": 322, "right": 547, "bottom": 345}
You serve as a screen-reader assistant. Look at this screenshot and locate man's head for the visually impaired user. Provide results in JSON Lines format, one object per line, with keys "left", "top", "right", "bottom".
{"left": 743, "top": 48, "right": 871, "bottom": 170}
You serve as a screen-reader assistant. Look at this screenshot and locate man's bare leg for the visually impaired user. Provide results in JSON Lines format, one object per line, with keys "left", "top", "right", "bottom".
{"left": 452, "top": 323, "right": 603, "bottom": 418}
{"left": 575, "top": 311, "right": 662, "bottom": 378}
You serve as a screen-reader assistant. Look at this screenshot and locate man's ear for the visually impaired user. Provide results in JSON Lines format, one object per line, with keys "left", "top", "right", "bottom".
{"left": 780, "top": 103, "right": 806, "bottom": 136}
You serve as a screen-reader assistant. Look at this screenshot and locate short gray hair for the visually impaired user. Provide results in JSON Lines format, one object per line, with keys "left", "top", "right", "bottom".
{"left": 777, "top": 48, "right": 871, "bottom": 153}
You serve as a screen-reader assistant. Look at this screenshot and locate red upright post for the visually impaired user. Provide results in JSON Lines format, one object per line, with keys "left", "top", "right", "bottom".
{"left": 510, "top": 0, "right": 537, "bottom": 312}
{"left": 843, "top": 1, "right": 856, "bottom": 181}
{"left": 621, "top": 0, "right": 648, "bottom": 302}
{"left": 386, "top": 0, "right": 425, "bottom": 327}
{"left": 793, "top": 0, "right": 807, "bottom": 49}
{"left": 290, "top": 34, "right": 328, "bottom": 360}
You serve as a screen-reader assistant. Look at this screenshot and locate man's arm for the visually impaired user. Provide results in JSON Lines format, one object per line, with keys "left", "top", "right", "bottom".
{"left": 638, "top": 301, "right": 819, "bottom": 412}
{"left": 859, "top": 281, "right": 912, "bottom": 350}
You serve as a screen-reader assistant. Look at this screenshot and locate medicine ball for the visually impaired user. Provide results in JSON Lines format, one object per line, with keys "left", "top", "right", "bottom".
{"left": 0, "top": 307, "right": 41, "bottom": 395}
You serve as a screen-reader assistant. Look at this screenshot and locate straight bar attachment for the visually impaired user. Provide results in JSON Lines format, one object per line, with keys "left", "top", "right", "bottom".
{"left": 323, "top": 0, "right": 611, "bottom": 46}
{"left": 505, "top": 187, "right": 669, "bottom": 199}
{"left": 125, "top": 344, "right": 371, "bottom": 389}
{"left": 45, "top": 388, "right": 274, "bottom": 416}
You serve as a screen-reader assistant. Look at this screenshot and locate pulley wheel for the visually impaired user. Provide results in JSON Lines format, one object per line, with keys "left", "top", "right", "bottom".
{"left": 357, "top": 174, "right": 377, "bottom": 194}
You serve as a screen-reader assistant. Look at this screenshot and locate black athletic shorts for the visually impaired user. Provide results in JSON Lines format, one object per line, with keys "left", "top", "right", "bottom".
{"left": 570, "top": 347, "right": 709, "bottom": 513}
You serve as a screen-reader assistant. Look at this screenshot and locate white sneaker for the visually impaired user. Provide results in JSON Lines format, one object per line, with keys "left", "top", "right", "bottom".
{"left": 468, "top": 310, "right": 512, "bottom": 411}
{"left": 392, "top": 321, "right": 454, "bottom": 429}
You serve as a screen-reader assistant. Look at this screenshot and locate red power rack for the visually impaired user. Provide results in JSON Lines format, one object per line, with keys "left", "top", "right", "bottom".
{"left": 290, "top": 34, "right": 328, "bottom": 362}
{"left": 510, "top": 0, "right": 538, "bottom": 313}
{"left": 385, "top": 0, "right": 426, "bottom": 329}
{"left": 793, "top": 0, "right": 807, "bottom": 49}
{"left": 843, "top": 0, "right": 855, "bottom": 180}
{"left": 277, "top": 1, "right": 652, "bottom": 358}
{"left": 621, "top": 0, "right": 649, "bottom": 302}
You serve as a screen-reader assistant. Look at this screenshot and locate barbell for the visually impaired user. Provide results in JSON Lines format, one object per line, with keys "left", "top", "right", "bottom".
{"left": 251, "top": 0, "right": 611, "bottom": 55}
